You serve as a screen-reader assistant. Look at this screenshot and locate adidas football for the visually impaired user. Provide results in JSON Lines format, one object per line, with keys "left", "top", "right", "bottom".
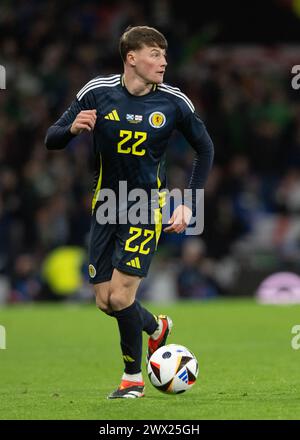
{"left": 147, "top": 344, "right": 198, "bottom": 394}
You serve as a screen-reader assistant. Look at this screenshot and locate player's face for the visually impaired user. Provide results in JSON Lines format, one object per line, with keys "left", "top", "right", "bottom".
{"left": 132, "top": 45, "right": 167, "bottom": 84}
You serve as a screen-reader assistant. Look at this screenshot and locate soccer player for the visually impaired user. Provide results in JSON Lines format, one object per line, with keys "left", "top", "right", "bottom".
{"left": 45, "top": 26, "right": 214, "bottom": 399}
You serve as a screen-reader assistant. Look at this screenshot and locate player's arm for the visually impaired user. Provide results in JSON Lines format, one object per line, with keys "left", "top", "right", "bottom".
{"left": 164, "top": 111, "right": 214, "bottom": 233}
{"left": 180, "top": 111, "right": 214, "bottom": 192}
{"left": 45, "top": 90, "right": 97, "bottom": 150}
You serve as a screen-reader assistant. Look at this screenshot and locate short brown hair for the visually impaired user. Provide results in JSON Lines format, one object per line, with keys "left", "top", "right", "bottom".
{"left": 119, "top": 26, "right": 168, "bottom": 62}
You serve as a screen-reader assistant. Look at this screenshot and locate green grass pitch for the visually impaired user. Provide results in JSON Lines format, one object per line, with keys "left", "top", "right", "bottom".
{"left": 1, "top": 299, "right": 300, "bottom": 420}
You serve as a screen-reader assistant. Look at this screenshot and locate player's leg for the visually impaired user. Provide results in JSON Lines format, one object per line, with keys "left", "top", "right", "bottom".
{"left": 88, "top": 213, "right": 115, "bottom": 312}
{"left": 107, "top": 268, "right": 147, "bottom": 398}
{"left": 107, "top": 214, "right": 172, "bottom": 398}
{"left": 107, "top": 268, "right": 173, "bottom": 399}
{"left": 108, "top": 268, "right": 141, "bottom": 311}
{"left": 93, "top": 281, "right": 113, "bottom": 315}
{"left": 113, "top": 213, "right": 173, "bottom": 363}
{"left": 109, "top": 269, "right": 164, "bottom": 359}
{"left": 134, "top": 302, "right": 173, "bottom": 361}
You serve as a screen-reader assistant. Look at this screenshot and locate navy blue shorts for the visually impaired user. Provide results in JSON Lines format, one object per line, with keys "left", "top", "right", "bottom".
{"left": 88, "top": 207, "right": 163, "bottom": 284}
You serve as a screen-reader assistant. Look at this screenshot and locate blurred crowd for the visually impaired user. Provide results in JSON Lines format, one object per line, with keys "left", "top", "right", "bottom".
{"left": 1, "top": 0, "right": 300, "bottom": 303}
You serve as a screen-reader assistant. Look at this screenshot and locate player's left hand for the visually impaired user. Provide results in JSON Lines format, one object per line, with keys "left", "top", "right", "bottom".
{"left": 163, "top": 204, "right": 192, "bottom": 234}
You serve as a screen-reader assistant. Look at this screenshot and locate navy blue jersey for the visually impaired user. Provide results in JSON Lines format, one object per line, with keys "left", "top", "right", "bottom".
{"left": 45, "top": 74, "right": 214, "bottom": 212}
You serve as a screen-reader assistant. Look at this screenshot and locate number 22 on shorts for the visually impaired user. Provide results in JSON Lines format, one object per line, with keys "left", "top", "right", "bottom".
{"left": 125, "top": 227, "right": 154, "bottom": 254}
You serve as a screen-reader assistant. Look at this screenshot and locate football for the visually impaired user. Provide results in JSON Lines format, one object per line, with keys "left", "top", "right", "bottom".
{"left": 147, "top": 344, "right": 198, "bottom": 394}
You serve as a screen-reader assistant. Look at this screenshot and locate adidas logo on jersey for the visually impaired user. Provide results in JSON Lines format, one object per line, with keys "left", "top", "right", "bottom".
{"left": 104, "top": 109, "right": 120, "bottom": 121}
{"left": 126, "top": 257, "right": 141, "bottom": 269}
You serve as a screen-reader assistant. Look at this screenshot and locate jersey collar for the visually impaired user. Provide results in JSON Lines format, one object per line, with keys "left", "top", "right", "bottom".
{"left": 121, "top": 74, "right": 157, "bottom": 97}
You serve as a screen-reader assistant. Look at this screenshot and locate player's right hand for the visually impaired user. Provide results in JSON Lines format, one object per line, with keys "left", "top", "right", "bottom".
{"left": 70, "top": 109, "right": 97, "bottom": 135}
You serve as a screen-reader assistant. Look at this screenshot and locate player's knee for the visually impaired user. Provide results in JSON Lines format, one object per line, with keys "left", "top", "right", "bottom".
{"left": 95, "top": 298, "right": 111, "bottom": 314}
{"left": 95, "top": 296, "right": 106, "bottom": 311}
{"left": 94, "top": 291, "right": 111, "bottom": 314}
{"left": 109, "top": 288, "right": 130, "bottom": 311}
{"left": 94, "top": 283, "right": 111, "bottom": 314}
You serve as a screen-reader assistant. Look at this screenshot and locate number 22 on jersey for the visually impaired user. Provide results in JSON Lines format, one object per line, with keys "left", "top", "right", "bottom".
{"left": 117, "top": 130, "right": 147, "bottom": 156}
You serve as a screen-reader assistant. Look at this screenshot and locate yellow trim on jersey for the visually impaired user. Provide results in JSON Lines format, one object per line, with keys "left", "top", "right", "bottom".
{"left": 157, "top": 162, "right": 161, "bottom": 189}
{"left": 154, "top": 162, "right": 163, "bottom": 249}
{"left": 154, "top": 208, "right": 162, "bottom": 250}
{"left": 159, "top": 191, "right": 166, "bottom": 208}
{"left": 92, "top": 153, "right": 102, "bottom": 212}
{"left": 156, "top": 162, "right": 166, "bottom": 208}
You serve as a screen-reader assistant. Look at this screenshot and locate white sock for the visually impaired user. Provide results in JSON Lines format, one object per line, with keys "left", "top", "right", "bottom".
{"left": 122, "top": 372, "right": 143, "bottom": 383}
{"left": 150, "top": 318, "right": 163, "bottom": 340}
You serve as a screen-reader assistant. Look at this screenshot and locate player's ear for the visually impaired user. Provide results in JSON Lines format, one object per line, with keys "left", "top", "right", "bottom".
{"left": 127, "top": 51, "right": 136, "bottom": 67}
